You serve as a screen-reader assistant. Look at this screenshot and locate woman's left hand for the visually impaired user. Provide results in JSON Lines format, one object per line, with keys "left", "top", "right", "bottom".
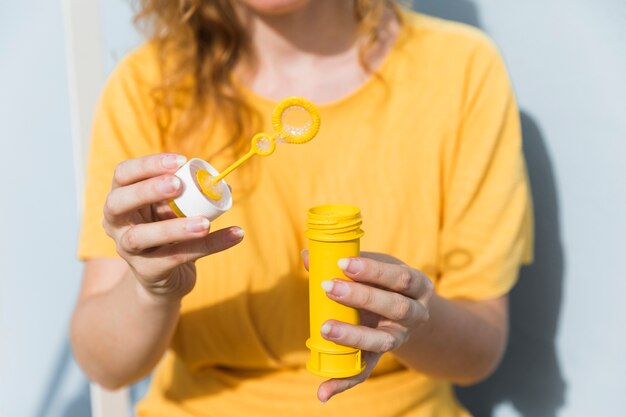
{"left": 302, "top": 251, "right": 434, "bottom": 402}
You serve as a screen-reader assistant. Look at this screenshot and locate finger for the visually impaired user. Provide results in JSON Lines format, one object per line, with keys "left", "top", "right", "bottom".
{"left": 338, "top": 257, "right": 431, "bottom": 300}
{"left": 104, "top": 174, "right": 182, "bottom": 222}
{"left": 301, "top": 249, "right": 309, "bottom": 271}
{"left": 320, "top": 320, "right": 406, "bottom": 353}
{"left": 148, "top": 226, "right": 245, "bottom": 269}
{"left": 322, "top": 279, "right": 428, "bottom": 323}
{"left": 112, "top": 153, "right": 186, "bottom": 189}
{"left": 317, "top": 351, "right": 380, "bottom": 403}
{"left": 119, "top": 217, "right": 212, "bottom": 255}
{"left": 153, "top": 200, "right": 179, "bottom": 221}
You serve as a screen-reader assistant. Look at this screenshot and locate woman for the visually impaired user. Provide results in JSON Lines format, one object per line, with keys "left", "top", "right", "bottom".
{"left": 71, "top": 1, "right": 533, "bottom": 416}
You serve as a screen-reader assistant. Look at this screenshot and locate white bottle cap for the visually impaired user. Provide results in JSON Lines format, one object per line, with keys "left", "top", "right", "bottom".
{"left": 171, "top": 158, "right": 232, "bottom": 220}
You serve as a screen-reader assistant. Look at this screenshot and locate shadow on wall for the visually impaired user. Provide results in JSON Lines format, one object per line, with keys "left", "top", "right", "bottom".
{"left": 412, "top": 1, "right": 567, "bottom": 416}
{"left": 35, "top": 341, "right": 151, "bottom": 417}
{"left": 34, "top": 343, "right": 91, "bottom": 417}
{"left": 456, "top": 112, "right": 567, "bottom": 417}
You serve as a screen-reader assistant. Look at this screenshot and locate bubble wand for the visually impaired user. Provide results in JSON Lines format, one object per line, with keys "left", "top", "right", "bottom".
{"left": 197, "top": 96, "right": 320, "bottom": 200}
{"left": 168, "top": 97, "right": 320, "bottom": 219}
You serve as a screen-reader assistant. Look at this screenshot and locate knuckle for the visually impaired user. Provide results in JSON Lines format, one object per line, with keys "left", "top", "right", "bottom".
{"left": 359, "top": 286, "right": 376, "bottom": 309}
{"left": 101, "top": 218, "right": 113, "bottom": 237}
{"left": 379, "top": 334, "right": 397, "bottom": 353}
{"left": 413, "top": 300, "right": 429, "bottom": 322}
{"left": 114, "top": 239, "right": 129, "bottom": 260}
{"left": 154, "top": 174, "right": 174, "bottom": 196}
{"left": 423, "top": 275, "right": 435, "bottom": 297}
{"left": 143, "top": 155, "right": 156, "bottom": 173}
{"left": 392, "top": 298, "right": 414, "bottom": 321}
{"left": 112, "top": 163, "right": 126, "bottom": 185}
{"left": 373, "top": 261, "right": 385, "bottom": 281}
{"left": 353, "top": 329, "right": 367, "bottom": 348}
{"left": 141, "top": 178, "right": 158, "bottom": 201}
{"left": 103, "top": 195, "right": 114, "bottom": 215}
{"left": 397, "top": 268, "right": 413, "bottom": 293}
{"left": 141, "top": 156, "right": 160, "bottom": 178}
{"left": 416, "top": 299, "right": 430, "bottom": 321}
{"left": 123, "top": 227, "right": 142, "bottom": 253}
{"left": 104, "top": 194, "right": 121, "bottom": 217}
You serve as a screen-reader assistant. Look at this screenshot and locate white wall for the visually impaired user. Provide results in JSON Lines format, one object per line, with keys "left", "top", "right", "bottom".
{"left": 1, "top": 1, "right": 624, "bottom": 416}
{"left": 0, "top": 1, "right": 88, "bottom": 417}
{"left": 100, "top": 0, "right": 142, "bottom": 74}
{"left": 413, "top": 1, "right": 626, "bottom": 416}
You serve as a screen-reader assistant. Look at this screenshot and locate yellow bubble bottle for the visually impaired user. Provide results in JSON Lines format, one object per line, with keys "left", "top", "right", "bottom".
{"left": 305, "top": 205, "right": 366, "bottom": 378}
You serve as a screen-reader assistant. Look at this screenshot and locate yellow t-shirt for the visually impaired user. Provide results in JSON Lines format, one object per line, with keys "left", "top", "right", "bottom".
{"left": 79, "top": 10, "right": 533, "bottom": 417}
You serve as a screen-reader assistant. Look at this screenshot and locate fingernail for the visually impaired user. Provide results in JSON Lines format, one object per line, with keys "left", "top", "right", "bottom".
{"left": 159, "top": 176, "right": 181, "bottom": 194}
{"left": 321, "top": 280, "right": 334, "bottom": 292}
{"left": 162, "top": 154, "right": 186, "bottom": 169}
{"left": 300, "top": 249, "right": 308, "bottom": 259}
{"left": 186, "top": 217, "right": 209, "bottom": 233}
{"left": 338, "top": 258, "right": 363, "bottom": 274}
{"left": 321, "top": 323, "right": 342, "bottom": 338}
{"left": 330, "top": 280, "right": 349, "bottom": 296}
{"left": 226, "top": 227, "right": 245, "bottom": 242}
{"left": 337, "top": 258, "right": 350, "bottom": 270}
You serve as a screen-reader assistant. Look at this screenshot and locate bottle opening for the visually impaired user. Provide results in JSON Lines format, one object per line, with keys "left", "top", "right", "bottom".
{"left": 306, "top": 205, "right": 364, "bottom": 241}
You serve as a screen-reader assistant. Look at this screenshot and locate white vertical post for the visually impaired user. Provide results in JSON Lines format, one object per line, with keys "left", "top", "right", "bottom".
{"left": 89, "top": 384, "right": 132, "bottom": 417}
{"left": 61, "top": 0, "right": 105, "bottom": 211}
{"left": 61, "top": 1, "right": 132, "bottom": 416}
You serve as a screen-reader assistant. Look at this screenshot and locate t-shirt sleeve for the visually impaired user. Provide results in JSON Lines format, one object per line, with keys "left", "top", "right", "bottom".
{"left": 436, "top": 39, "right": 534, "bottom": 300}
{"left": 77, "top": 48, "right": 164, "bottom": 260}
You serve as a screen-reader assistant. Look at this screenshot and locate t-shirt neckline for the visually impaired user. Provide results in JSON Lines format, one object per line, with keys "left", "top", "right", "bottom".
{"left": 238, "top": 10, "right": 410, "bottom": 112}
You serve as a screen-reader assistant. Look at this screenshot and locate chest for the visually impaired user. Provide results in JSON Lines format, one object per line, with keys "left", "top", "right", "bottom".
{"left": 174, "top": 92, "right": 451, "bottom": 368}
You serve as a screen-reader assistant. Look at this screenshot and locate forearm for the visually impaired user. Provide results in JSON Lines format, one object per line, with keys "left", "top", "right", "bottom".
{"left": 393, "top": 293, "right": 508, "bottom": 385}
{"left": 70, "top": 269, "right": 180, "bottom": 389}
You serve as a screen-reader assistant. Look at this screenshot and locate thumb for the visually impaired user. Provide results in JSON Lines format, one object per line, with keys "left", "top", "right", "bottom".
{"left": 300, "top": 249, "right": 309, "bottom": 271}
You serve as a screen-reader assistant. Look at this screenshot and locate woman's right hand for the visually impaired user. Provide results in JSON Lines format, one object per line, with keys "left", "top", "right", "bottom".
{"left": 103, "top": 153, "right": 244, "bottom": 302}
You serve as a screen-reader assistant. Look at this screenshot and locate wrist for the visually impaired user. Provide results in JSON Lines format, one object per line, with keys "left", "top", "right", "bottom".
{"left": 133, "top": 277, "right": 184, "bottom": 309}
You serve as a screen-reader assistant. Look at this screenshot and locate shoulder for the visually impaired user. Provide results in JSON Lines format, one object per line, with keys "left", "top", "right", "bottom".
{"left": 93, "top": 42, "right": 174, "bottom": 136}
{"left": 386, "top": 8, "right": 514, "bottom": 106}
{"left": 397, "top": 9, "right": 504, "bottom": 68}
{"left": 100, "top": 42, "right": 162, "bottom": 103}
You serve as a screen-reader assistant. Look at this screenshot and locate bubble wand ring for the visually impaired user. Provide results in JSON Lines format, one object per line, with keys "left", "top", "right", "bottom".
{"left": 198, "top": 97, "right": 320, "bottom": 200}
{"left": 272, "top": 96, "right": 321, "bottom": 144}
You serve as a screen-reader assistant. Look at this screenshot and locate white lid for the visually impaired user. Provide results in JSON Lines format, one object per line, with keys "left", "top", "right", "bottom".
{"left": 171, "top": 158, "right": 232, "bottom": 220}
